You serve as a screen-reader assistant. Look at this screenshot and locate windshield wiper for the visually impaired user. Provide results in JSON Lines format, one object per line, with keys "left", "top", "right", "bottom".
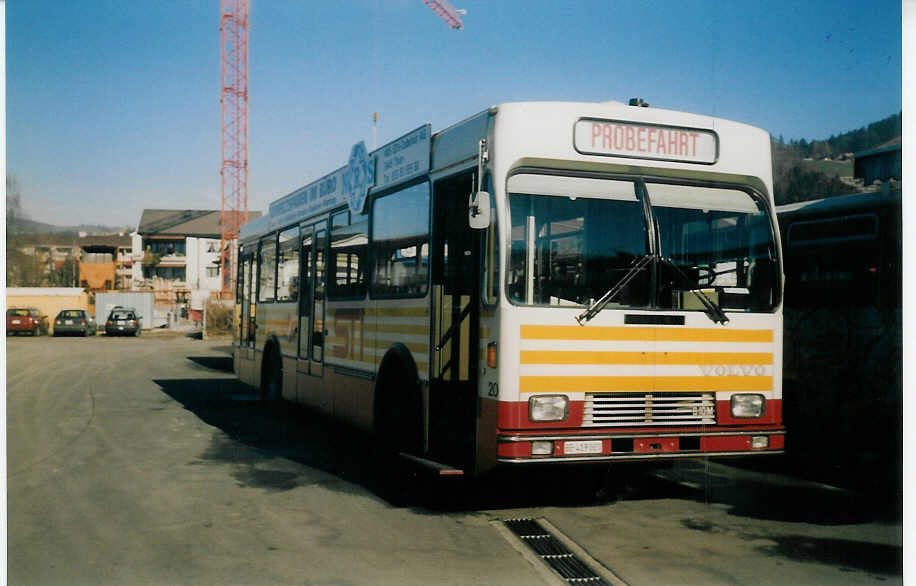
{"left": 576, "top": 254, "right": 654, "bottom": 325}
{"left": 658, "top": 256, "right": 729, "bottom": 324}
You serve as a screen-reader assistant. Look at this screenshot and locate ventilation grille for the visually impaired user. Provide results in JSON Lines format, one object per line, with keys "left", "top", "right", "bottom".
{"left": 584, "top": 392, "right": 716, "bottom": 427}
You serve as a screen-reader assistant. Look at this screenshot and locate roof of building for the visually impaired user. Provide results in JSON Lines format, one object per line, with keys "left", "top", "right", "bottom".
{"left": 137, "top": 209, "right": 262, "bottom": 238}
{"left": 854, "top": 137, "right": 902, "bottom": 159}
{"left": 79, "top": 235, "right": 133, "bottom": 249}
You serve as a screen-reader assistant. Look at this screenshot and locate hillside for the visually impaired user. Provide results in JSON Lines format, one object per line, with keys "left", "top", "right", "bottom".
{"left": 6, "top": 215, "right": 128, "bottom": 236}
{"left": 772, "top": 112, "right": 901, "bottom": 205}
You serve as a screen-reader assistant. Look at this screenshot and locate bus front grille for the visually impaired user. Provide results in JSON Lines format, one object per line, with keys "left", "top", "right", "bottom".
{"left": 584, "top": 392, "right": 716, "bottom": 427}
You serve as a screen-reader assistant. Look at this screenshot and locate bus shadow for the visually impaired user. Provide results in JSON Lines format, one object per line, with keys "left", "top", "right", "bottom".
{"left": 185, "top": 355, "right": 234, "bottom": 372}
{"left": 153, "top": 377, "right": 383, "bottom": 497}
{"left": 151, "top": 376, "right": 677, "bottom": 510}
{"left": 152, "top": 376, "right": 899, "bottom": 521}
{"left": 649, "top": 458, "right": 901, "bottom": 525}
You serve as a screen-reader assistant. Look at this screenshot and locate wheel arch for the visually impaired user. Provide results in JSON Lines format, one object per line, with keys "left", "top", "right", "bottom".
{"left": 259, "top": 334, "right": 283, "bottom": 383}
{"left": 373, "top": 343, "right": 423, "bottom": 440}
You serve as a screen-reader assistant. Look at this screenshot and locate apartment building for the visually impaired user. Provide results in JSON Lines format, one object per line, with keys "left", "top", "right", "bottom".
{"left": 132, "top": 209, "right": 261, "bottom": 314}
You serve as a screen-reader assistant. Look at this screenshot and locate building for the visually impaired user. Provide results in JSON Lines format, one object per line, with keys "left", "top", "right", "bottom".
{"left": 78, "top": 235, "right": 134, "bottom": 292}
{"left": 6, "top": 232, "right": 134, "bottom": 292}
{"left": 854, "top": 138, "right": 902, "bottom": 187}
{"left": 5, "top": 234, "right": 80, "bottom": 287}
{"left": 132, "top": 209, "right": 261, "bottom": 316}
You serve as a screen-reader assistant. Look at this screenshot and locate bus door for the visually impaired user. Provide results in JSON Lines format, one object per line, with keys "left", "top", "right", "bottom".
{"left": 430, "top": 172, "right": 481, "bottom": 468}
{"left": 311, "top": 226, "right": 327, "bottom": 375}
{"left": 298, "top": 221, "right": 328, "bottom": 377}
{"left": 240, "top": 251, "right": 254, "bottom": 347}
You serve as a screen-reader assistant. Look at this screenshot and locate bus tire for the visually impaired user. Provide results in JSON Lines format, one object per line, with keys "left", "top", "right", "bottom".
{"left": 374, "top": 348, "right": 422, "bottom": 456}
{"left": 261, "top": 345, "right": 282, "bottom": 405}
{"left": 372, "top": 347, "right": 422, "bottom": 503}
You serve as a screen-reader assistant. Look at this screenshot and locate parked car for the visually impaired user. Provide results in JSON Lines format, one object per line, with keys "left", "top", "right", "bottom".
{"left": 53, "top": 309, "right": 98, "bottom": 337}
{"left": 105, "top": 309, "right": 142, "bottom": 337}
{"left": 6, "top": 308, "right": 49, "bottom": 336}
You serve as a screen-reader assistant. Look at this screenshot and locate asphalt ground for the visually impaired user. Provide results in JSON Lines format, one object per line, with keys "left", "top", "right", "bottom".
{"left": 6, "top": 334, "right": 903, "bottom": 585}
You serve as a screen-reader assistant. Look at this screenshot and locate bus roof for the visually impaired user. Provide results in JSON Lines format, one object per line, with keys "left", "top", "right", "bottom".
{"left": 241, "top": 100, "right": 773, "bottom": 244}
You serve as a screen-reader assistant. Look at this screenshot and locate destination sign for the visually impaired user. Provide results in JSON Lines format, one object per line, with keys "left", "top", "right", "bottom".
{"left": 574, "top": 118, "right": 718, "bottom": 164}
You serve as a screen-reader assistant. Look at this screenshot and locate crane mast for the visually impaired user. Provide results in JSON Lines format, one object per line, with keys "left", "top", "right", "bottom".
{"left": 220, "top": 0, "right": 249, "bottom": 297}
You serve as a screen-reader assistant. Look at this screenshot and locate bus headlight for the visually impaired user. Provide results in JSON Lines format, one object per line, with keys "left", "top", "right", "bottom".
{"left": 730, "top": 394, "right": 765, "bottom": 418}
{"left": 529, "top": 395, "right": 569, "bottom": 422}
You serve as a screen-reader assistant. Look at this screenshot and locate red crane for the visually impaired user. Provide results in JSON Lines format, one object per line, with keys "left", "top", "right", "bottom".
{"left": 422, "top": 0, "right": 465, "bottom": 29}
{"left": 220, "top": 0, "right": 249, "bottom": 296}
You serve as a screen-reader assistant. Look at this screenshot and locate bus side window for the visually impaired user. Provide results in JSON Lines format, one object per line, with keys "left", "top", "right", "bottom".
{"left": 277, "top": 226, "right": 300, "bottom": 302}
{"left": 259, "top": 234, "right": 278, "bottom": 302}
{"left": 370, "top": 182, "right": 430, "bottom": 298}
{"left": 329, "top": 214, "right": 368, "bottom": 299}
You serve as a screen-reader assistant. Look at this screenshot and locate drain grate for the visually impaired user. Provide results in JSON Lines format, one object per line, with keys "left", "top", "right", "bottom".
{"left": 503, "top": 518, "right": 613, "bottom": 585}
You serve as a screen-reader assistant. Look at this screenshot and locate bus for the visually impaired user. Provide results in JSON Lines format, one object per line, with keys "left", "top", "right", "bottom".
{"left": 233, "top": 100, "right": 785, "bottom": 478}
{"left": 777, "top": 189, "right": 901, "bottom": 494}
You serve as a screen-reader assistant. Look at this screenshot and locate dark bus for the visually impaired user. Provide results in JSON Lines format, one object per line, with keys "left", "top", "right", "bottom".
{"left": 777, "top": 189, "right": 901, "bottom": 501}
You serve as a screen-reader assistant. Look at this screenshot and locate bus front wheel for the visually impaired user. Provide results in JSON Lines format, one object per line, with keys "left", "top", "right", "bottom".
{"left": 372, "top": 353, "right": 423, "bottom": 504}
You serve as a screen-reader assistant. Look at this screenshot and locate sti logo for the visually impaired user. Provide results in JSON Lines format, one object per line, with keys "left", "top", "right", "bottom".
{"left": 344, "top": 141, "right": 375, "bottom": 215}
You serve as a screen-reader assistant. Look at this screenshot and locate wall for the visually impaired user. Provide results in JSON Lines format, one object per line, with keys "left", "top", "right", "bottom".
{"left": 79, "top": 262, "right": 116, "bottom": 290}
{"left": 186, "top": 237, "right": 223, "bottom": 306}
{"left": 95, "top": 292, "right": 157, "bottom": 329}
{"left": 131, "top": 232, "right": 144, "bottom": 285}
{"left": 6, "top": 288, "right": 89, "bottom": 335}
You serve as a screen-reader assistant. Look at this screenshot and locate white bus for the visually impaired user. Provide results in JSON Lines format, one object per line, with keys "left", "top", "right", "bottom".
{"left": 234, "top": 100, "right": 784, "bottom": 477}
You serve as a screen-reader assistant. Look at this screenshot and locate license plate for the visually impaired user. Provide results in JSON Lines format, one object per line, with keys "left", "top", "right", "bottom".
{"left": 563, "top": 440, "right": 603, "bottom": 455}
{"left": 65, "top": 320, "right": 73, "bottom": 325}
{"left": 118, "top": 326, "right": 124, "bottom": 330}
{"left": 11, "top": 319, "right": 20, "bottom": 324}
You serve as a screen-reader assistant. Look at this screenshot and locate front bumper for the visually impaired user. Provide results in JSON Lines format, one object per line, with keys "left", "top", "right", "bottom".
{"left": 496, "top": 429, "right": 785, "bottom": 463}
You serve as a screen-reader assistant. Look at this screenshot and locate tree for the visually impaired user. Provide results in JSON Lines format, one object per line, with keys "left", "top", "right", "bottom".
{"left": 774, "top": 166, "right": 853, "bottom": 205}
{"left": 6, "top": 244, "right": 45, "bottom": 286}
{"left": 48, "top": 256, "right": 79, "bottom": 287}
{"left": 7, "top": 174, "right": 24, "bottom": 224}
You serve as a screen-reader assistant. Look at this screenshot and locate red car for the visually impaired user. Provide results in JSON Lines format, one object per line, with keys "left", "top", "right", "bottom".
{"left": 7, "top": 308, "right": 49, "bottom": 336}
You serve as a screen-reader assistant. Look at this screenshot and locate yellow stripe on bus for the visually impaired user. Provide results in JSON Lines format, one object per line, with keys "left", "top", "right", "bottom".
{"left": 376, "top": 323, "right": 429, "bottom": 335}
{"left": 521, "top": 351, "right": 773, "bottom": 365}
{"left": 520, "top": 325, "right": 773, "bottom": 343}
{"left": 375, "top": 307, "right": 429, "bottom": 318}
{"left": 519, "top": 375, "right": 772, "bottom": 393}
{"left": 374, "top": 340, "right": 428, "bottom": 355}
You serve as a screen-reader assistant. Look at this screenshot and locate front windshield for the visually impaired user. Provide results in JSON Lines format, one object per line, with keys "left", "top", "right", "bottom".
{"left": 648, "top": 183, "right": 779, "bottom": 312}
{"left": 507, "top": 175, "right": 650, "bottom": 307}
{"left": 506, "top": 174, "right": 780, "bottom": 313}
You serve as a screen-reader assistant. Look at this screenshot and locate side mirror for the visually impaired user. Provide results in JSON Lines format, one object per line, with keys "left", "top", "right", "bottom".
{"left": 469, "top": 191, "right": 491, "bottom": 230}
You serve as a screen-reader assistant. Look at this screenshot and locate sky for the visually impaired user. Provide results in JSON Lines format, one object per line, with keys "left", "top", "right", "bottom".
{"left": 5, "top": 0, "right": 904, "bottom": 228}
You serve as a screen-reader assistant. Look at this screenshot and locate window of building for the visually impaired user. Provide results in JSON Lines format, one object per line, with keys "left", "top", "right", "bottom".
{"left": 146, "top": 240, "right": 186, "bottom": 256}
